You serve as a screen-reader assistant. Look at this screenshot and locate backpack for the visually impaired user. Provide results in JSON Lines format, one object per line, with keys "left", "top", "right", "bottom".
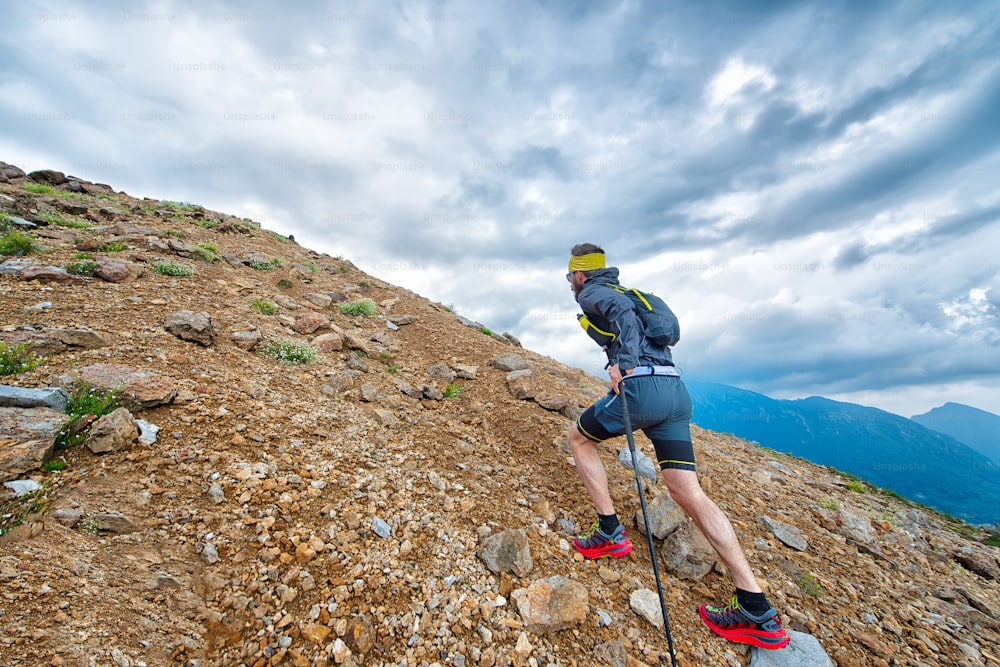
{"left": 578, "top": 283, "right": 681, "bottom": 348}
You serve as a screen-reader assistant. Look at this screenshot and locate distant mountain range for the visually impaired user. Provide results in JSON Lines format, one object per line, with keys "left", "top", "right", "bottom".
{"left": 685, "top": 381, "right": 1000, "bottom": 525}
{"left": 911, "top": 402, "right": 1000, "bottom": 465}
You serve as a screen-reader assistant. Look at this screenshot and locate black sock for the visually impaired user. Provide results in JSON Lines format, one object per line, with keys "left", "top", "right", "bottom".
{"left": 736, "top": 588, "right": 771, "bottom": 617}
{"left": 598, "top": 513, "right": 620, "bottom": 535}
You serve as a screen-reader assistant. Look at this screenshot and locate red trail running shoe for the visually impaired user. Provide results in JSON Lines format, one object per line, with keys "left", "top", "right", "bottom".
{"left": 699, "top": 596, "right": 790, "bottom": 650}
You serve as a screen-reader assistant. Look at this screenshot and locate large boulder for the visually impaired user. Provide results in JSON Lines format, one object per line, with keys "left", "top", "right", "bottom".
{"left": 0, "top": 407, "right": 70, "bottom": 482}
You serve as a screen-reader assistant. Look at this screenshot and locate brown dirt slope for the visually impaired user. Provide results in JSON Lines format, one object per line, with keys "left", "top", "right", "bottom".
{"left": 1, "top": 163, "right": 999, "bottom": 666}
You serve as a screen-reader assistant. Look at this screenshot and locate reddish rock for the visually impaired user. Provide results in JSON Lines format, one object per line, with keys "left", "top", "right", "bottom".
{"left": 95, "top": 258, "right": 133, "bottom": 283}
{"left": 19, "top": 265, "right": 84, "bottom": 284}
{"left": 294, "top": 312, "right": 329, "bottom": 334}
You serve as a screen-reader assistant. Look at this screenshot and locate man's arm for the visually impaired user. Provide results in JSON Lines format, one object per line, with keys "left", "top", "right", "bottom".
{"left": 581, "top": 287, "right": 644, "bottom": 391}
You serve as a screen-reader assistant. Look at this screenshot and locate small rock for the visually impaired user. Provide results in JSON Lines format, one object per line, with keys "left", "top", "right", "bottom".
{"left": 629, "top": 588, "right": 664, "bottom": 629}
{"left": 478, "top": 529, "right": 533, "bottom": 576}
{"left": 372, "top": 517, "right": 392, "bottom": 538}
{"left": 758, "top": 515, "right": 808, "bottom": 551}
{"left": 94, "top": 512, "right": 138, "bottom": 534}
{"left": 491, "top": 353, "right": 529, "bottom": 371}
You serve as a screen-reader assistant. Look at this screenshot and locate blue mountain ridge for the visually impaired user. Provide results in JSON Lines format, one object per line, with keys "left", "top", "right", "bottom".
{"left": 685, "top": 380, "right": 1000, "bottom": 525}
{"left": 911, "top": 402, "right": 1000, "bottom": 465}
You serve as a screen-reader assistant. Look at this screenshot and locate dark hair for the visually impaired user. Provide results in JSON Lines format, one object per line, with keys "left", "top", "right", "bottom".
{"left": 571, "top": 243, "right": 605, "bottom": 256}
{"left": 570, "top": 243, "right": 606, "bottom": 277}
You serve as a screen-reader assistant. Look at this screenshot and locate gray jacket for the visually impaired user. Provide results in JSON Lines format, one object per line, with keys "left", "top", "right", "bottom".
{"left": 576, "top": 267, "right": 674, "bottom": 370}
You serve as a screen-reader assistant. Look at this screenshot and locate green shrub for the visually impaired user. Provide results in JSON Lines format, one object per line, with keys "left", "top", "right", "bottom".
{"left": 54, "top": 383, "right": 124, "bottom": 450}
{"left": 43, "top": 460, "right": 67, "bottom": 471}
{"left": 251, "top": 299, "right": 277, "bottom": 315}
{"left": 337, "top": 298, "right": 378, "bottom": 317}
{"left": 0, "top": 230, "right": 36, "bottom": 256}
{"left": 66, "top": 259, "right": 99, "bottom": 276}
{"left": 194, "top": 242, "right": 219, "bottom": 262}
{"left": 817, "top": 497, "right": 840, "bottom": 511}
{"left": 845, "top": 480, "right": 866, "bottom": 494}
{"left": 443, "top": 383, "right": 461, "bottom": 399}
{"left": 0, "top": 342, "right": 41, "bottom": 375}
{"left": 480, "top": 326, "right": 493, "bottom": 336}
{"left": 153, "top": 260, "right": 193, "bottom": 277}
{"left": 249, "top": 257, "right": 282, "bottom": 271}
{"left": 269, "top": 231, "right": 288, "bottom": 243}
{"left": 164, "top": 229, "right": 185, "bottom": 238}
{"left": 259, "top": 338, "right": 318, "bottom": 365}
{"left": 797, "top": 573, "right": 824, "bottom": 598}
{"left": 39, "top": 212, "right": 91, "bottom": 229}
{"left": 24, "top": 183, "right": 57, "bottom": 195}
{"left": 0, "top": 212, "right": 11, "bottom": 232}
{"left": 277, "top": 279, "right": 292, "bottom": 289}
{"left": 387, "top": 364, "right": 399, "bottom": 374}
{"left": 192, "top": 219, "right": 221, "bottom": 229}
{"left": 100, "top": 241, "right": 128, "bottom": 253}
{"left": 162, "top": 200, "right": 200, "bottom": 212}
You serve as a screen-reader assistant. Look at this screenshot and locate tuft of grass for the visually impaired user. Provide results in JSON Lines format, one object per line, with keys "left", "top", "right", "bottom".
{"left": 251, "top": 299, "right": 277, "bottom": 315}
{"left": 277, "top": 279, "right": 292, "bottom": 289}
{"left": 162, "top": 200, "right": 200, "bottom": 213}
{"left": 100, "top": 241, "right": 128, "bottom": 253}
{"left": 39, "top": 212, "right": 91, "bottom": 229}
{"left": 54, "top": 383, "right": 124, "bottom": 450}
{"left": 845, "top": 480, "right": 866, "bottom": 494}
{"left": 0, "top": 211, "right": 11, "bottom": 231}
{"left": 66, "top": 259, "right": 99, "bottom": 276}
{"left": 443, "top": 383, "right": 461, "bottom": 399}
{"left": 797, "top": 573, "right": 824, "bottom": 598}
{"left": 0, "top": 478, "right": 54, "bottom": 538}
{"left": 153, "top": 260, "right": 194, "bottom": 277}
{"left": 259, "top": 338, "right": 318, "bottom": 365}
{"left": 0, "top": 342, "right": 42, "bottom": 376}
{"left": 0, "top": 230, "right": 37, "bottom": 256}
{"left": 337, "top": 298, "right": 378, "bottom": 317}
{"left": 194, "top": 242, "right": 220, "bottom": 263}
{"left": 817, "top": 497, "right": 840, "bottom": 511}
{"left": 24, "top": 183, "right": 57, "bottom": 195}
{"left": 268, "top": 231, "right": 288, "bottom": 243}
{"left": 480, "top": 326, "right": 493, "bottom": 336}
{"left": 43, "top": 460, "right": 67, "bottom": 471}
{"left": 164, "top": 229, "right": 185, "bottom": 238}
{"left": 192, "top": 219, "right": 221, "bottom": 229}
{"left": 386, "top": 364, "right": 399, "bottom": 374}
{"left": 303, "top": 261, "right": 319, "bottom": 273}
{"left": 249, "top": 257, "right": 282, "bottom": 271}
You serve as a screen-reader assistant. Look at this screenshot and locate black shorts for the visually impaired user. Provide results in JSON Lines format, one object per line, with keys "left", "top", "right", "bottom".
{"left": 577, "top": 375, "right": 696, "bottom": 472}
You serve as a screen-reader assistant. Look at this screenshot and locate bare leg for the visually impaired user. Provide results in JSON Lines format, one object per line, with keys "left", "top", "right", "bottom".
{"left": 661, "top": 468, "right": 761, "bottom": 593}
{"left": 567, "top": 423, "right": 615, "bottom": 516}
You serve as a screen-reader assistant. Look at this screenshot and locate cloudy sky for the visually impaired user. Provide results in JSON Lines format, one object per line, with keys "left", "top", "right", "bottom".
{"left": 3, "top": 0, "right": 999, "bottom": 418}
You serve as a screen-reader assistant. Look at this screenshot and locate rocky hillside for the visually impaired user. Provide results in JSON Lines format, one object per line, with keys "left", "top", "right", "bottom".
{"left": 1, "top": 160, "right": 999, "bottom": 667}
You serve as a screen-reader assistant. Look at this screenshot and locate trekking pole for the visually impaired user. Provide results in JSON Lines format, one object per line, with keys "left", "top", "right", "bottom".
{"left": 619, "top": 386, "right": 679, "bottom": 667}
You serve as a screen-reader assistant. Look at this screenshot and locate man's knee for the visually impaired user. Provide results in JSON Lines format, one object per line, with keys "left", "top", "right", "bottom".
{"left": 661, "top": 470, "right": 705, "bottom": 509}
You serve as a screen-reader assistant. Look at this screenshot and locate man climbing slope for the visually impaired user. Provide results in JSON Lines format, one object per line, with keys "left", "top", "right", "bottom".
{"left": 564, "top": 243, "right": 789, "bottom": 650}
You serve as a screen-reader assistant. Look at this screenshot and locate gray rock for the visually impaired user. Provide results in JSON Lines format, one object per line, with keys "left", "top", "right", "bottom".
{"left": 164, "top": 310, "right": 215, "bottom": 346}
{"left": 749, "top": 629, "right": 833, "bottom": 666}
{"left": 372, "top": 517, "right": 392, "bottom": 538}
{"left": 52, "top": 507, "right": 84, "bottom": 527}
{"left": 48, "top": 328, "right": 107, "bottom": 349}
{"left": 359, "top": 384, "right": 378, "bottom": 402}
{"left": 510, "top": 576, "right": 589, "bottom": 633}
{"left": 427, "top": 362, "right": 456, "bottom": 382}
{"left": 506, "top": 369, "right": 535, "bottom": 399}
{"left": 231, "top": 330, "right": 261, "bottom": 350}
{"left": 207, "top": 483, "right": 226, "bottom": 504}
{"left": 597, "top": 609, "right": 613, "bottom": 627}
{"left": 835, "top": 509, "right": 876, "bottom": 545}
{"left": 0, "top": 385, "right": 69, "bottom": 412}
{"left": 491, "top": 353, "right": 529, "bottom": 371}
{"left": 758, "top": 515, "right": 809, "bottom": 551}
{"left": 0, "top": 407, "right": 69, "bottom": 482}
{"left": 661, "top": 520, "right": 718, "bottom": 580}
{"left": 3, "top": 479, "right": 41, "bottom": 495}
{"left": 633, "top": 491, "right": 686, "bottom": 539}
{"left": 618, "top": 447, "right": 658, "bottom": 484}
{"left": 94, "top": 512, "right": 138, "bottom": 534}
{"left": 95, "top": 258, "right": 133, "bottom": 283}
{"left": 629, "top": 588, "right": 664, "bottom": 629}
{"left": 478, "top": 529, "right": 533, "bottom": 576}
{"left": 421, "top": 384, "right": 444, "bottom": 401}
{"left": 1, "top": 260, "right": 34, "bottom": 275}
{"left": 201, "top": 542, "right": 220, "bottom": 564}
{"left": 86, "top": 407, "right": 137, "bottom": 454}
{"left": 453, "top": 364, "right": 478, "bottom": 379}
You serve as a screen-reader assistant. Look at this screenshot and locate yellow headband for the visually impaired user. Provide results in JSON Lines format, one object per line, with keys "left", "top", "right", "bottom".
{"left": 568, "top": 252, "right": 606, "bottom": 272}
